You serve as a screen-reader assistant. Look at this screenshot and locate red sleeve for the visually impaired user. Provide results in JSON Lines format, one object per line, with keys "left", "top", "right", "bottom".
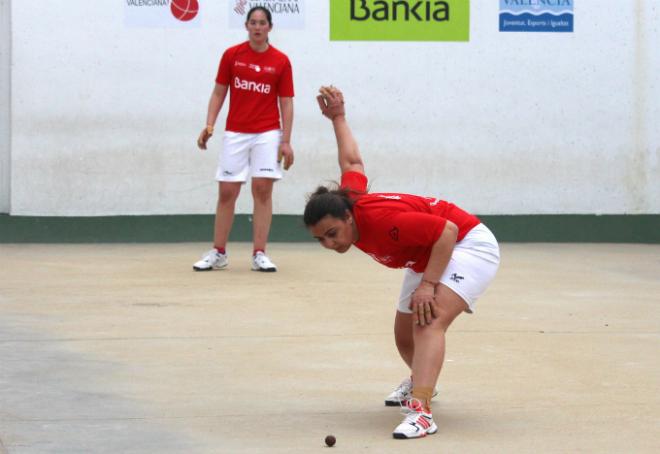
{"left": 278, "top": 58, "right": 294, "bottom": 97}
{"left": 215, "top": 49, "right": 232, "bottom": 85}
{"left": 340, "top": 171, "right": 368, "bottom": 198}
{"left": 389, "top": 212, "right": 447, "bottom": 248}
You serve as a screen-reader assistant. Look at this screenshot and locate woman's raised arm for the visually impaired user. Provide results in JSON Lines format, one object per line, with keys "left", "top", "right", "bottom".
{"left": 317, "top": 86, "right": 365, "bottom": 175}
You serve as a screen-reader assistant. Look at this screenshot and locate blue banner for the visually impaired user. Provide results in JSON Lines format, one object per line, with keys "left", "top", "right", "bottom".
{"left": 499, "top": 0, "right": 574, "bottom": 33}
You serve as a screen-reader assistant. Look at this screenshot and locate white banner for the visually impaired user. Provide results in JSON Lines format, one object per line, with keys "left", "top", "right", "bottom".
{"left": 125, "top": 0, "right": 202, "bottom": 28}
{"left": 229, "top": 0, "right": 305, "bottom": 30}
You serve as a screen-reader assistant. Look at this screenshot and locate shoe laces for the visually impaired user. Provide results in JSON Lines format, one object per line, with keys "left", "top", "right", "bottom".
{"left": 203, "top": 249, "right": 221, "bottom": 258}
{"left": 254, "top": 252, "right": 274, "bottom": 266}
{"left": 400, "top": 398, "right": 426, "bottom": 418}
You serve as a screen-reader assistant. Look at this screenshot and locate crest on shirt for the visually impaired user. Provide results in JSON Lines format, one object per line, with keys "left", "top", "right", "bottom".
{"left": 367, "top": 253, "right": 392, "bottom": 265}
{"left": 389, "top": 226, "right": 399, "bottom": 241}
{"left": 249, "top": 63, "right": 262, "bottom": 72}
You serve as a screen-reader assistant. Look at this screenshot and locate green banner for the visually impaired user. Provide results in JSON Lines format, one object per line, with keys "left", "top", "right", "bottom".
{"left": 330, "top": 0, "right": 470, "bottom": 41}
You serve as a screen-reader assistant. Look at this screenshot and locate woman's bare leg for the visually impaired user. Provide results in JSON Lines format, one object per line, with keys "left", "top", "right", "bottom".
{"left": 410, "top": 284, "right": 467, "bottom": 408}
{"left": 251, "top": 177, "right": 274, "bottom": 251}
{"left": 394, "top": 311, "right": 414, "bottom": 368}
{"left": 213, "top": 182, "right": 241, "bottom": 249}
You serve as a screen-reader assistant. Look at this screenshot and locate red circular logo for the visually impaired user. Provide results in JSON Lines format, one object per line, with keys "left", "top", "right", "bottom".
{"left": 171, "top": 0, "right": 199, "bottom": 22}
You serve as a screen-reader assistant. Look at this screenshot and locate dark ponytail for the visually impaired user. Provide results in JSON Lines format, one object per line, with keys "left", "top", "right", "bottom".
{"left": 303, "top": 184, "right": 355, "bottom": 227}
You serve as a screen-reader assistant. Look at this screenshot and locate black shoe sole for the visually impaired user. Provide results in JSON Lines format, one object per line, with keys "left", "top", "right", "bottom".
{"left": 392, "top": 433, "right": 413, "bottom": 439}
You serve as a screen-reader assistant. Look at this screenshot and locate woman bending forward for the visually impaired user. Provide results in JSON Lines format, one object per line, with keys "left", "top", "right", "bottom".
{"left": 305, "top": 86, "right": 500, "bottom": 440}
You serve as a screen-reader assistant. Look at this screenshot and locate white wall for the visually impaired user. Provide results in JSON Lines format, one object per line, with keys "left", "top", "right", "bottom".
{"left": 7, "top": 1, "right": 660, "bottom": 216}
{"left": 0, "top": 0, "right": 10, "bottom": 213}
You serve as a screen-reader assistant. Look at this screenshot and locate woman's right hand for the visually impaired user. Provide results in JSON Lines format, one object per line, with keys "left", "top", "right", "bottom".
{"left": 316, "top": 86, "right": 345, "bottom": 120}
{"left": 410, "top": 282, "right": 437, "bottom": 327}
{"left": 197, "top": 126, "right": 213, "bottom": 150}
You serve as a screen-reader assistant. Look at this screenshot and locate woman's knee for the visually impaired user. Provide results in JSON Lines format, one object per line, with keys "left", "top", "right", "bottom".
{"left": 431, "top": 289, "right": 468, "bottom": 331}
{"left": 432, "top": 309, "right": 457, "bottom": 332}
{"left": 219, "top": 183, "right": 241, "bottom": 204}
{"left": 251, "top": 179, "right": 274, "bottom": 203}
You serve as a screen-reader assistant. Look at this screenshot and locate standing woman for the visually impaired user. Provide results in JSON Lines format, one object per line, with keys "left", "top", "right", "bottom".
{"left": 306, "top": 87, "right": 500, "bottom": 439}
{"left": 194, "top": 6, "right": 294, "bottom": 272}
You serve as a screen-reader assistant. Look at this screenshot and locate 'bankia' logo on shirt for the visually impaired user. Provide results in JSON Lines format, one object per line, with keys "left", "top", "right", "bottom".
{"left": 499, "top": 0, "right": 574, "bottom": 33}
{"left": 234, "top": 77, "right": 272, "bottom": 94}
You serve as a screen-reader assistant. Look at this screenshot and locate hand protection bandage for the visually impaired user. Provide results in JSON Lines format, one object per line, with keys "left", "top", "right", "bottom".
{"left": 316, "top": 86, "right": 345, "bottom": 119}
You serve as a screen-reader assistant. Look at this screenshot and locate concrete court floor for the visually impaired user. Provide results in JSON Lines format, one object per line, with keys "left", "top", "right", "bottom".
{"left": 0, "top": 242, "right": 658, "bottom": 454}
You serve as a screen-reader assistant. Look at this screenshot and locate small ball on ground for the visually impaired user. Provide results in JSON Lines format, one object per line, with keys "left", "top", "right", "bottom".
{"left": 325, "top": 435, "right": 336, "bottom": 447}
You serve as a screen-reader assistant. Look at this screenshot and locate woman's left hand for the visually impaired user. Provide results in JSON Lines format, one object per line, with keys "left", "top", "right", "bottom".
{"left": 278, "top": 142, "right": 294, "bottom": 170}
{"left": 410, "top": 282, "right": 437, "bottom": 326}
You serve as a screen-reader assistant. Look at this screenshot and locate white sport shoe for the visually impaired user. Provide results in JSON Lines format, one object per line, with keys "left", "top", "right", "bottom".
{"left": 385, "top": 377, "right": 413, "bottom": 406}
{"left": 251, "top": 252, "right": 277, "bottom": 272}
{"left": 193, "top": 249, "right": 228, "bottom": 271}
{"left": 392, "top": 399, "right": 438, "bottom": 439}
{"left": 385, "top": 377, "right": 439, "bottom": 407}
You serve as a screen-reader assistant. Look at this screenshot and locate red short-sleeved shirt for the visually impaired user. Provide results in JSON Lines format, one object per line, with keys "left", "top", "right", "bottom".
{"left": 341, "top": 171, "right": 481, "bottom": 272}
{"left": 216, "top": 42, "right": 294, "bottom": 133}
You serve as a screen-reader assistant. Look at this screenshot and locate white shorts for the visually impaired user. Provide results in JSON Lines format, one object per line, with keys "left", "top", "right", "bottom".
{"left": 398, "top": 223, "right": 500, "bottom": 314}
{"left": 215, "top": 130, "right": 283, "bottom": 182}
